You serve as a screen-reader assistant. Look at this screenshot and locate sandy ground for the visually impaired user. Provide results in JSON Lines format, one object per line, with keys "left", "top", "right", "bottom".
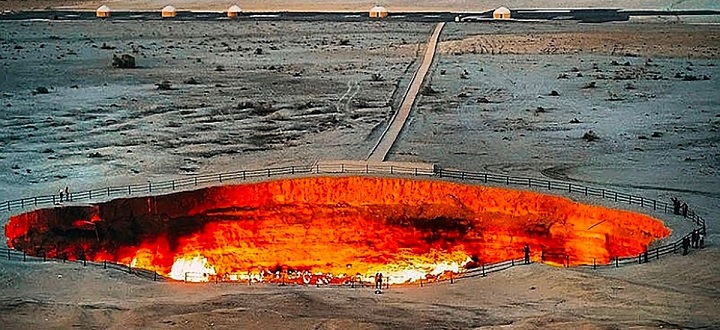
{"left": 1, "top": 18, "right": 719, "bottom": 329}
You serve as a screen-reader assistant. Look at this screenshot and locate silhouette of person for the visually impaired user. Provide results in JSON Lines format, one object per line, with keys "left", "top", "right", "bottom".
{"left": 681, "top": 203, "right": 689, "bottom": 218}
{"left": 377, "top": 273, "right": 383, "bottom": 289}
{"left": 64, "top": 186, "right": 70, "bottom": 202}
{"left": 682, "top": 236, "right": 690, "bottom": 256}
{"left": 699, "top": 232, "right": 705, "bottom": 249}
{"left": 58, "top": 187, "right": 65, "bottom": 203}
{"left": 524, "top": 244, "right": 531, "bottom": 264}
{"left": 671, "top": 197, "right": 681, "bottom": 215}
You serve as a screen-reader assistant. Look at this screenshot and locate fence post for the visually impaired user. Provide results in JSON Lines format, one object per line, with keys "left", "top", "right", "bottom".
{"left": 194, "top": 177, "right": 198, "bottom": 186}
{"left": 7, "top": 249, "right": 9, "bottom": 260}
{"left": 568, "top": 183, "right": 572, "bottom": 193}
{"left": 641, "top": 197, "right": 644, "bottom": 207}
{"left": 366, "top": 164, "right": 369, "bottom": 173}
{"left": 481, "top": 264, "right": 485, "bottom": 277}
{"left": 664, "top": 204, "right": 667, "bottom": 213}
{"left": 341, "top": 164, "right": 344, "bottom": 173}
{"left": 593, "top": 258, "right": 596, "bottom": 270}
{"left": 267, "top": 169, "right": 271, "bottom": 177}
{"left": 128, "top": 186, "right": 131, "bottom": 195}
{"left": 420, "top": 280, "right": 423, "bottom": 287}
{"left": 83, "top": 258, "right": 86, "bottom": 266}
{"left": 243, "top": 171, "right": 246, "bottom": 180}
{"left": 450, "top": 274, "right": 454, "bottom": 284}
{"left": 653, "top": 200, "right": 656, "bottom": 210}
{"left": 23, "top": 251, "right": 26, "bottom": 262}
{"left": 34, "top": 197, "right": 37, "bottom": 206}
{"left": 43, "top": 253, "right": 46, "bottom": 262}
{"left": 172, "top": 180, "right": 175, "bottom": 190}
{"left": 566, "top": 255, "right": 569, "bottom": 267}
{"left": 656, "top": 248, "right": 659, "bottom": 260}
{"left": 584, "top": 187, "right": 588, "bottom": 196}
{"left": 414, "top": 168, "right": 418, "bottom": 176}
{"left": 52, "top": 195, "right": 55, "bottom": 204}
{"left": 461, "top": 172, "right": 465, "bottom": 180}
{"left": 638, "top": 253, "right": 642, "bottom": 264}
{"left": 390, "top": 166, "right": 394, "bottom": 174}
{"left": 128, "top": 264, "right": 132, "bottom": 274}
{"left": 615, "top": 256, "right": 619, "bottom": 267}
{"left": 6, "top": 200, "right": 9, "bottom": 211}
{"left": 21, "top": 199, "right": 24, "bottom": 208}
{"left": 438, "top": 169, "right": 442, "bottom": 178}
{"left": 219, "top": 174, "right": 222, "bottom": 183}
{"left": 528, "top": 178, "right": 531, "bottom": 187}
{"left": 506, "top": 176, "right": 509, "bottom": 185}
{"left": 154, "top": 271, "right": 157, "bottom": 281}
{"left": 107, "top": 187, "right": 110, "bottom": 196}
{"left": 614, "top": 192, "right": 618, "bottom": 202}
{"left": 291, "top": 166, "right": 295, "bottom": 174}
{"left": 104, "top": 260, "right": 107, "bottom": 269}
{"left": 89, "top": 190, "right": 92, "bottom": 200}
{"left": 148, "top": 181, "right": 152, "bottom": 193}
{"left": 602, "top": 189, "right": 605, "bottom": 198}
{"left": 484, "top": 173, "right": 487, "bottom": 183}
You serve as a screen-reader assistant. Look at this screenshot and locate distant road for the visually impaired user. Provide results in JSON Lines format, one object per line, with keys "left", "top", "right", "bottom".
{"left": 367, "top": 22, "right": 445, "bottom": 163}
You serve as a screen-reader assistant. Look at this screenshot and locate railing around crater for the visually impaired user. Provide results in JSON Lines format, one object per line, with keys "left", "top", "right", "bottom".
{"left": 0, "top": 163, "right": 708, "bottom": 282}
{"left": 0, "top": 245, "right": 161, "bottom": 281}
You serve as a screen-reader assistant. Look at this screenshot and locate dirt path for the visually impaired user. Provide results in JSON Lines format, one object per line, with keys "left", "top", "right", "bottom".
{"left": 367, "top": 22, "right": 444, "bottom": 162}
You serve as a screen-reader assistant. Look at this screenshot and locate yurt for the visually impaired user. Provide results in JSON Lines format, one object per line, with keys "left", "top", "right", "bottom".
{"left": 369, "top": 5, "right": 388, "bottom": 18}
{"left": 96, "top": 5, "right": 111, "bottom": 18}
{"left": 493, "top": 7, "right": 511, "bottom": 19}
{"left": 161, "top": 5, "right": 176, "bottom": 18}
{"left": 227, "top": 5, "right": 242, "bottom": 18}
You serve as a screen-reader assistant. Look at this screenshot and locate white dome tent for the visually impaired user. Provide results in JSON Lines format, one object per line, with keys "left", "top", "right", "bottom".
{"left": 493, "top": 7, "right": 511, "bottom": 20}
{"left": 96, "top": 5, "right": 111, "bottom": 18}
{"left": 369, "top": 5, "right": 388, "bottom": 19}
{"left": 227, "top": 5, "right": 242, "bottom": 18}
{"left": 161, "top": 5, "right": 176, "bottom": 18}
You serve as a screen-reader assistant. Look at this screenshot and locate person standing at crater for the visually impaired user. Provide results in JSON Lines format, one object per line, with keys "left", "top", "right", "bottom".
{"left": 524, "top": 244, "right": 531, "bottom": 264}
{"left": 682, "top": 236, "right": 691, "bottom": 256}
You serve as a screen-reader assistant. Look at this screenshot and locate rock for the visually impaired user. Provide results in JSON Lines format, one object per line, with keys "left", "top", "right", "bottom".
{"left": 88, "top": 152, "right": 103, "bottom": 158}
{"left": 582, "top": 130, "right": 599, "bottom": 141}
{"left": 638, "top": 135, "right": 648, "bottom": 140}
{"left": 549, "top": 90, "right": 560, "bottom": 96}
{"left": 569, "top": 118, "right": 581, "bottom": 124}
{"left": 582, "top": 81, "right": 597, "bottom": 89}
{"left": 156, "top": 80, "right": 173, "bottom": 90}
{"left": 651, "top": 132, "right": 663, "bottom": 138}
{"left": 33, "top": 86, "right": 49, "bottom": 95}
{"left": 184, "top": 77, "right": 200, "bottom": 85}
{"left": 112, "top": 54, "right": 136, "bottom": 68}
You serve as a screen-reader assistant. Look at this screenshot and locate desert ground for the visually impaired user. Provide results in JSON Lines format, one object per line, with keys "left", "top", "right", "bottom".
{"left": 1, "top": 9, "right": 719, "bottom": 330}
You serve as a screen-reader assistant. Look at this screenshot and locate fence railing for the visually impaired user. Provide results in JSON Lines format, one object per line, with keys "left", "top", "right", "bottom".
{"left": 0, "top": 245, "right": 161, "bottom": 281}
{"left": 0, "top": 163, "right": 708, "bottom": 283}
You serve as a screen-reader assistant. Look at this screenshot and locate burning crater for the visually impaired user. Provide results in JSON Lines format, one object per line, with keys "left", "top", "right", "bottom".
{"left": 5, "top": 176, "right": 670, "bottom": 284}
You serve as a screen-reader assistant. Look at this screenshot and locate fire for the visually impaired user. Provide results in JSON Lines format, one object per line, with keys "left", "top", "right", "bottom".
{"left": 5, "top": 176, "right": 670, "bottom": 284}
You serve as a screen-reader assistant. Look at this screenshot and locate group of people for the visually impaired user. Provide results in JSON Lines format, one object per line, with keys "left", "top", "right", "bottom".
{"left": 681, "top": 229, "right": 705, "bottom": 255}
{"left": 57, "top": 186, "right": 70, "bottom": 203}
{"left": 671, "top": 197, "right": 689, "bottom": 218}
{"left": 374, "top": 272, "right": 384, "bottom": 290}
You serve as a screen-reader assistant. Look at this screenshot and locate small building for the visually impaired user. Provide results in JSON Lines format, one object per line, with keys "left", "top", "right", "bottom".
{"left": 96, "top": 5, "right": 111, "bottom": 18}
{"left": 369, "top": 5, "right": 388, "bottom": 19}
{"left": 227, "top": 5, "right": 242, "bottom": 18}
{"left": 493, "top": 7, "right": 511, "bottom": 19}
{"left": 161, "top": 5, "right": 176, "bottom": 18}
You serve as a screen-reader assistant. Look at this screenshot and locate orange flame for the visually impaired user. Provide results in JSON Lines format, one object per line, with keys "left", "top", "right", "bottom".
{"left": 5, "top": 176, "right": 670, "bottom": 283}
